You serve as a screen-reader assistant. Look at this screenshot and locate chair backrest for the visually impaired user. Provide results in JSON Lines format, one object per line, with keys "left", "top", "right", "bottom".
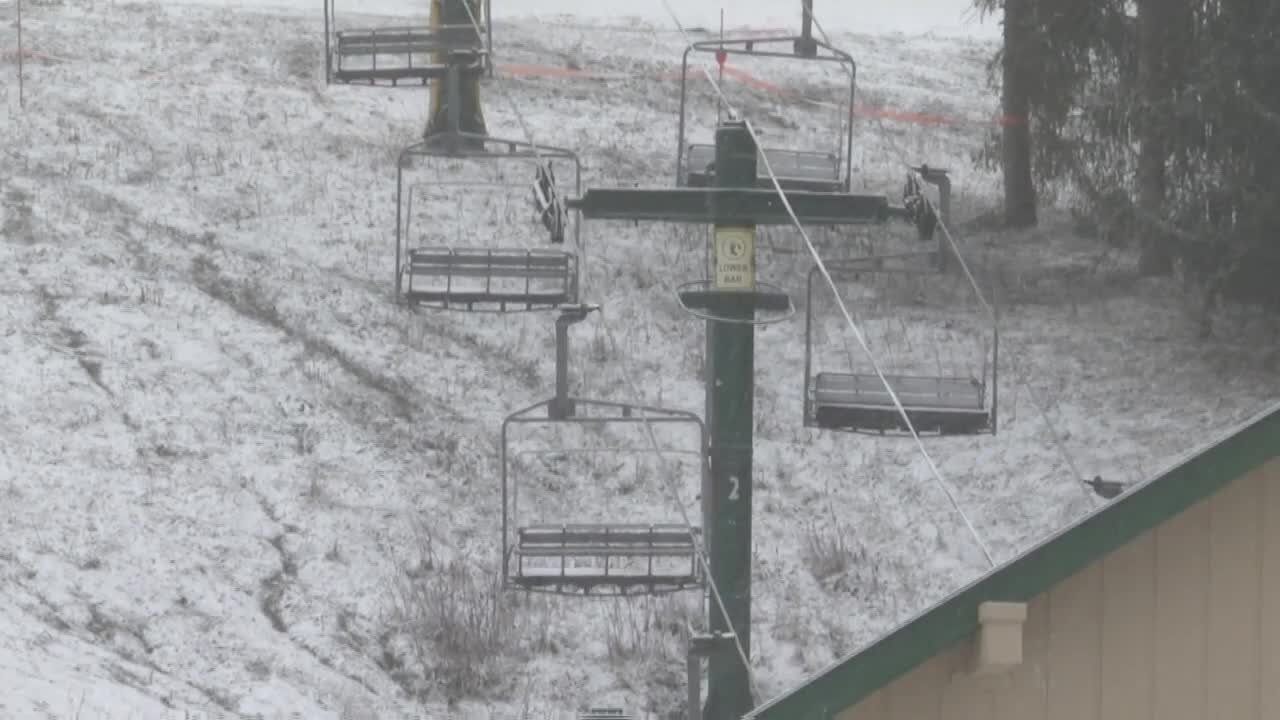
{"left": 402, "top": 247, "right": 579, "bottom": 307}
{"left": 518, "top": 523, "right": 699, "bottom": 548}
{"left": 334, "top": 23, "right": 485, "bottom": 56}
{"left": 406, "top": 248, "right": 574, "bottom": 280}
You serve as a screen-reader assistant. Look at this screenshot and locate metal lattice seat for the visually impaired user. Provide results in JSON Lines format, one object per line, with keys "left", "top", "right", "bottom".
{"left": 509, "top": 523, "right": 703, "bottom": 595}
{"left": 684, "top": 144, "right": 842, "bottom": 192}
{"left": 812, "top": 371, "right": 991, "bottom": 435}
{"left": 329, "top": 24, "right": 486, "bottom": 86}
{"left": 579, "top": 709, "right": 634, "bottom": 720}
{"left": 402, "top": 247, "right": 578, "bottom": 311}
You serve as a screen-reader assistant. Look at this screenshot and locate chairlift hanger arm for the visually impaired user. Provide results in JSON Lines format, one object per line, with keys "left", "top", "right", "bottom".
{"left": 503, "top": 396, "right": 707, "bottom": 427}
{"left": 685, "top": 36, "right": 854, "bottom": 64}
{"left": 566, "top": 187, "right": 898, "bottom": 226}
{"left": 401, "top": 131, "right": 581, "bottom": 162}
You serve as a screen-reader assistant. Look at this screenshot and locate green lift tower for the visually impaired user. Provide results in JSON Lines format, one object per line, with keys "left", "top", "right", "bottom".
{"left": 568, "top": 121, "right": 916, "bottom": 719}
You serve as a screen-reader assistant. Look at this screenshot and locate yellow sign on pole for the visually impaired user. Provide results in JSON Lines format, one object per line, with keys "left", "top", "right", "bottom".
{"left": 713, "top": 226, "right": 756, "bottom": 290}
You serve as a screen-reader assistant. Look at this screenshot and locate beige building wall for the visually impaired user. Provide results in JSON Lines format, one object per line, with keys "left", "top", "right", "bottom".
{"left": 837, "top": 456, "right": 1280, "bottom": 720}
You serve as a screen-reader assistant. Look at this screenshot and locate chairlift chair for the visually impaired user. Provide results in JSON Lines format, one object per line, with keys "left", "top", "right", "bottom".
{"left": 500, "top": 307, "right": 708, "bottom": 596}
{"left": 801, "top": 254, "right": 999, "bottom": 436}
{"left": 322, "top": 0, "right": 493, "bottom": 86}
{"left": 394, "top": 119, "right": 583, "bottom": 312}
{"left": 675, "top": 35, "right": 857, "bottom": 193}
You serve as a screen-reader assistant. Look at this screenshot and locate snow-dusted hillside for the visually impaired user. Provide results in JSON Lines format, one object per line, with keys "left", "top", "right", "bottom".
{"left": 1, "top": 1, "right": 1276, "bottom": 719}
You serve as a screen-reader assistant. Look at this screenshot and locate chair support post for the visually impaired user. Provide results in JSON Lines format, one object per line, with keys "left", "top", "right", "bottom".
{"left": 323, "top": 0, "right": 332, "bottom": 84}
{"left": 687, "top": 644, "right": 702, "bottom": 720}
{"left": 796, "top": 0, "right": 818, "bottom": 57}
{"left": 550, "top": 305, "right": 597, "bottom": 420}
{"left": 917, "top": 166, "right": 952, "bottom": 270}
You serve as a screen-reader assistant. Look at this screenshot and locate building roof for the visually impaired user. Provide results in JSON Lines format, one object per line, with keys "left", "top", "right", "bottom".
{"left": 747, "top": 400, "right": 1280, "bottom": 720}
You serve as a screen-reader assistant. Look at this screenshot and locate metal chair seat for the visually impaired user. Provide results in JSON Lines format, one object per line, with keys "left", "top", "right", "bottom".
{"left": 812, "top": 371, "right": 991, "bottom": 435}
{"left": 684, "top": 143, "right": 843, "bottom": 192}
{"left": 402, "top": 247, "right": 578, "bottom": 311}
{"left": 508, "top": 523, "right": 703, "bottom": 595}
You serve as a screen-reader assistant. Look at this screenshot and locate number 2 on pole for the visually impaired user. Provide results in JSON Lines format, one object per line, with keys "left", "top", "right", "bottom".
{"left": 728, "top": 475, "right": 740, "bottom": 501}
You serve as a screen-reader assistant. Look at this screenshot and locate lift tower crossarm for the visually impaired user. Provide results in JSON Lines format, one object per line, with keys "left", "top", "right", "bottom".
{"left": 566, "top": 188, "right": 904, "bottom": 225}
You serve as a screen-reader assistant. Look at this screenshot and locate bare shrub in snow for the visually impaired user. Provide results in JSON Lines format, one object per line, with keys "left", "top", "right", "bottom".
{"left": 384, "top": 529, "right": 525, "bottom": 703}
{"left": 800, "top": 500, "right": 865, "bottom": 583}
{"left": 603, "top": 595, "right": 697, "bottom": 663}
{"left": 800, "top": 518, "right": 852, "bottom": 581}
{"left": 602, "top": 594, "right": 703, "bottom": 717}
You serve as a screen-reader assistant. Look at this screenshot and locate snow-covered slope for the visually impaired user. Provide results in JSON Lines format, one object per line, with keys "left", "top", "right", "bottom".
{"left": 1, "top": 1, "right": 1275, "bottom": 718}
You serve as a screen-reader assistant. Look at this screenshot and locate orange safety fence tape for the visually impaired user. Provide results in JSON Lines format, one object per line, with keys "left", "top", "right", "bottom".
{"left": 0, "top": 47, "right": 69, "bottom": 64}
{"left": 4, "top": 43, "right": 1022, "bottom": 128}
{"left": 498, "top": 60, "right": 1024, "bottom": 128}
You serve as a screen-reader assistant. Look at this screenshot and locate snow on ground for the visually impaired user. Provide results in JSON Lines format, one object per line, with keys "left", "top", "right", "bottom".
{"left": 1, "top": 1, "right": 1277, "bottom": 718}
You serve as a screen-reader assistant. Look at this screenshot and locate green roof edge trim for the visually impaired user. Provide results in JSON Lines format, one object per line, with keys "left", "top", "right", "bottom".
{"left": 748, "top": 401, "right": 1280, "bottom": 720}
